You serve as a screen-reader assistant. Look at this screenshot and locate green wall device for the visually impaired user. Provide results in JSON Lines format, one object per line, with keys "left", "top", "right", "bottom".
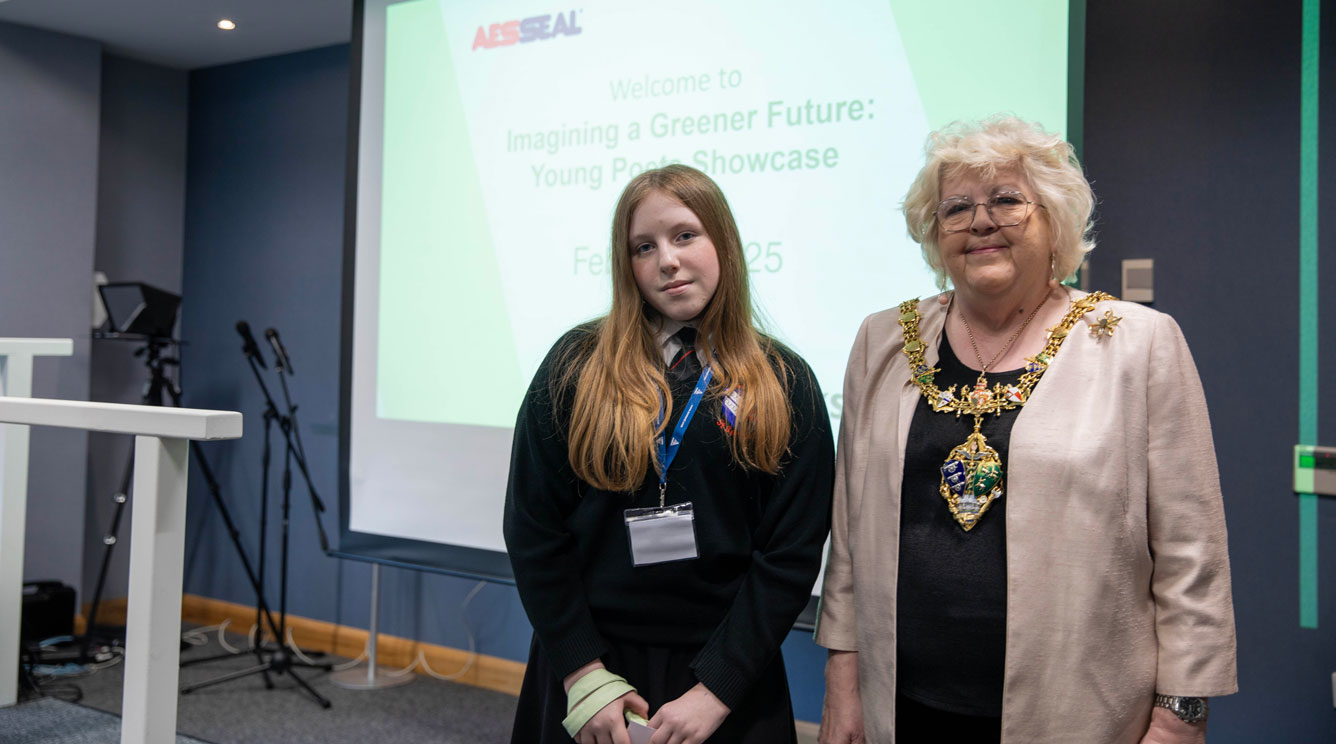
{"left": 1294, "top": 445, "right": 1336, "bottom": 496}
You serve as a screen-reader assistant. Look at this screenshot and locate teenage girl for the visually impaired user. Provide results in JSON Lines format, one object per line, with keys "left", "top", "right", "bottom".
{"left": 504, "top": 165, "right": 834, "bottom": 744}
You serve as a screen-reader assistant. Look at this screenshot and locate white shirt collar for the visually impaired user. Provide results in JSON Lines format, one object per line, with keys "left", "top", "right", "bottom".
{"left": 652, "top": 318, "right": 702, "bottom": 366}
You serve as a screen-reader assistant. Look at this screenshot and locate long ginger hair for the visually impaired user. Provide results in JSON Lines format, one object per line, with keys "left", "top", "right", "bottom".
{"left": 558, "top": 165, "right": 791, "bottom": 492}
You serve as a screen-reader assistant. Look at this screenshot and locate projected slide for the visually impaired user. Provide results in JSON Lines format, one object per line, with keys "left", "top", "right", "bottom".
{"left": 348, "top": 0, "right": 1069, "bottom": 562}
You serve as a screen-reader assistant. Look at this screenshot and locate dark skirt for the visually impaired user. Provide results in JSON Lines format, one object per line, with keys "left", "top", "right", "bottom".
{"left": 895, "top": 693, "right": 1001, "bottom": 743}
{"left": 509, "top": 634, "right": 797, "bottom": 744}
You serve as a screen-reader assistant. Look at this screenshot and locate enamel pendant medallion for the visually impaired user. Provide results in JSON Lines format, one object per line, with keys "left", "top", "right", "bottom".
{"left": 939, "top": 375, "right": 1007, "bottom": 531}
{"left": 939, "top": 420, "right": 1004, "bottom": 531}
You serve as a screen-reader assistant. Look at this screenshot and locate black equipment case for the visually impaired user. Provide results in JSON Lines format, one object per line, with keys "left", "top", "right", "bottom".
{"left": 21, "top": 581, "right": 75, "bottom": 642}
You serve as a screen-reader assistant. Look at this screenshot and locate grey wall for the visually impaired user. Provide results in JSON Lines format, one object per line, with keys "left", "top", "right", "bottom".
{"left": 0, "top": 22, "right": 101, "bottom": 592}
{"left": 83, "top": 54, "right": 188, "bottom": 604}
{"left": 0, "top": 25, "right": 188, "bottom": 610}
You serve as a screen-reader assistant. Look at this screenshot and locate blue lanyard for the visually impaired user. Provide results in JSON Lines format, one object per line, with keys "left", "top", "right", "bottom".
{"left": 654, "top": 365, "right": 713, "bottom": 506}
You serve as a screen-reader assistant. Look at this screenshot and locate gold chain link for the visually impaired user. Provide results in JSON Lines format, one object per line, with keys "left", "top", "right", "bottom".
{"left": 899, "top": 291, "right": 1115, "bottom": 417}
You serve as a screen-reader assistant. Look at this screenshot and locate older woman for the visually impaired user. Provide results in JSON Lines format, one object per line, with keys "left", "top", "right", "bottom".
{"left": 815, "top": 117, "right": 1236, "bottom": 744}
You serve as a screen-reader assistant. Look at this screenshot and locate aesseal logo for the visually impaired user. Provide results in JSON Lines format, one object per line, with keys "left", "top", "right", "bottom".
{"left": 472, "top": 10, "right": 583, "bottom": 51}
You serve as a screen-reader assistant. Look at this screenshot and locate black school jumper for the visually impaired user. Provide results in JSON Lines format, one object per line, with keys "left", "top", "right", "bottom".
{"left": 504, "top": 328, "right": 834, "bottom": 742}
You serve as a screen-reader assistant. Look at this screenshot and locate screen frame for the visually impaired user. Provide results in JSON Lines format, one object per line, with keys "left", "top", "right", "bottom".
{"left": 337, "top": 0, "right": 517, "bottom": 585}
{"left": 335, "top": 0, "right": 1089, "bottom": 615}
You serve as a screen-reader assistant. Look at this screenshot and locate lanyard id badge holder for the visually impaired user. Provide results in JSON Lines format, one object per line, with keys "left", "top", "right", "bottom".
{"left": 625, "top": 366, "right": 712, "bottom": 567}
{"left": 625, "top": 503, "right": 696, "bottom": 566}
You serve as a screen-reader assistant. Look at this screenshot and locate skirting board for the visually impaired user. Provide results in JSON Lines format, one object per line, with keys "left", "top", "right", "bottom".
{"left": 76, "top": 599, "right": 128, "bottom": 634}
{"left": 80, "top": 594, "right": 821, "bottom": 736}
{"left": 177, "top": 594, "right": 527, "bottom": 695}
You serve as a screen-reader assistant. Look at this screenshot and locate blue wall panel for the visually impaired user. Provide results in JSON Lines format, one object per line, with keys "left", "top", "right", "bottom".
{"left": 178, "top": 43, "right": 535, "bottom": 668}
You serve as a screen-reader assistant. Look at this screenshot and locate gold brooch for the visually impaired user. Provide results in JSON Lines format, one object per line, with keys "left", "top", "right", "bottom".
{"left": 1088, "top": 310, "right": 1121, "bottom": 338}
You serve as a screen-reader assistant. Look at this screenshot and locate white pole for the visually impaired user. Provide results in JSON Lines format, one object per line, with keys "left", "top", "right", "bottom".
{"left": 119, "top": 435, "right": 190, "bottom": 744}
{"left": 0, "top": 353, "right": 35, "bottom": 708}
{"left": 329, "top": 562, "right": 412, "bottom": 690}
{"left": 368, "top": 562, "right": 380, "bottom": 682}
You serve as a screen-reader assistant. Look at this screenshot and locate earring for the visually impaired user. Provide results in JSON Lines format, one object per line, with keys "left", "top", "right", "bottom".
{"left": 1048, "top": 254, "right": 1060, "bottom": 289}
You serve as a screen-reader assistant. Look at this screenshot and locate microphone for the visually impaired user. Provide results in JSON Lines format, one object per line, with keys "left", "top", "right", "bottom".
{"left": 236, "top": 321, "right": 266, "bottom": 369}
{"left": 265, "top": 327, "right": 295, "bottom": 376}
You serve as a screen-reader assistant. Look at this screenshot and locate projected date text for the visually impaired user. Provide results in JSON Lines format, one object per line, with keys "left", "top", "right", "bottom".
{"left": 573, "top": 245, "right": 612, "bottom": 275}
{"left": 744, "top": 241, "right": 783, "bottom": 274}
{"left": 573, "top": 241, "right": 784, "bottom": 275}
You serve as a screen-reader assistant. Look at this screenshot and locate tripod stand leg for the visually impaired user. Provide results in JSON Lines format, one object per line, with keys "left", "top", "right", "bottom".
{"left": 16, "top": 642, "right": 43, "bottom": 700}
{"left": 81, "top": 442, "right": 136, "bottom": 662}
{"left": 182, "top": 437, "right": 282, "bottom": 689}
{"left": 280, "top": 662, "right": 332, "bottom": 708}
{"left": 181, "top": 648, "right": 259, "bottom": 667}
{"left": 162, "top": 376, "right": 284, "bottom": 690}
{"left": 181, "top": 661, "right": 272, "bottom": 694}
{"left": 271, "top": 429, "right": 332, "bottom": 673}
{"left": 181, "top": 655, "right": 330, "bottom": 707}
{"left": 84, "top": 340, "right": 185, "bottom": 662}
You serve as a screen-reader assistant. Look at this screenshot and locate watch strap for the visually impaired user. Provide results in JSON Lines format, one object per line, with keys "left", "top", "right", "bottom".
{"left": 1153, "top": 694, "right": 1209, "bottom": 723}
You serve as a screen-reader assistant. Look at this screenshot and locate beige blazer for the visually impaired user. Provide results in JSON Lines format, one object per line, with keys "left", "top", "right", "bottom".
{"left": 815, "top": 292, "right": 1237, "bottom": 744}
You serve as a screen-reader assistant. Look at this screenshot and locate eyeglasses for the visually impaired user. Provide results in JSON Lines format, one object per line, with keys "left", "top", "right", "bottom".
{"left": 934, "top": 191, "right": 1046, "bottom": 233}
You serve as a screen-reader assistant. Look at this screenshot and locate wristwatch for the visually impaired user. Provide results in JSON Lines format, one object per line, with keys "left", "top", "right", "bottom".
{"left": 1153, "top": 694, "right": 1208, "bottom": 723}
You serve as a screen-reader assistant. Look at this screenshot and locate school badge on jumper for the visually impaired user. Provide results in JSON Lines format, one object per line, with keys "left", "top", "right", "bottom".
{"left": 717, "top": 387, "right": 743, "bottom": 435}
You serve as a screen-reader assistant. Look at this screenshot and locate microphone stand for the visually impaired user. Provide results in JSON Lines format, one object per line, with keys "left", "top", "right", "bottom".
{"left": 80, "top": 335, "right": 282, "bottom": 674}
{"left": 181, "top": 328, "right": 332, "bottom": 707}
{"left": 265, "top": 327, "right": 328, "bottom": 552}
{"left": 177, "top": 347, "right": 283, "bottom": 683}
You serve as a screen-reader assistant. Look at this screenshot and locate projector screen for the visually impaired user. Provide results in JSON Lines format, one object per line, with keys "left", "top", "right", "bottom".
{"left": 340, "top": 0, "right": 1074, "bottom": 582}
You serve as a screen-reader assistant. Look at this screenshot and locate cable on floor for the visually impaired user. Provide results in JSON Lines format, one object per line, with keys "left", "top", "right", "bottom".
{"left": 388, "top": 580, "right": 487, "bottom": 681}
{"left": 284, "top": 626, "right": 368, "bottom": 671}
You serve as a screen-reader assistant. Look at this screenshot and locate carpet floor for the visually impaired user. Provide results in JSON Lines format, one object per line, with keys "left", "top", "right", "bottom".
{"left": 0, "top": 698, "right": 208, "bottom": 744}
{"left": 3, "top": 625, "right": 519, "bottom": 744}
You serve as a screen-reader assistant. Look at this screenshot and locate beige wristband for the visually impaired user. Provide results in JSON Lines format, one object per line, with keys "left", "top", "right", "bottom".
{"left": 562, "top": 669, "right": 638, "bottom": 737}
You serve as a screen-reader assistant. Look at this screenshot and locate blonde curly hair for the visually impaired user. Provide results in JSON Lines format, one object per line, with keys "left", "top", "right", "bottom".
{"left": 902, "top": 115, "right": 1096, "bottom": 290}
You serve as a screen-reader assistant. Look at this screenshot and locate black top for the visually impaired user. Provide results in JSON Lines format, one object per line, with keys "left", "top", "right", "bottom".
{"left": 896, "top": 336, "right": 1023, "bottom": 717}
{"left": 503, "top": 326, "right": 835, "bottom": 710}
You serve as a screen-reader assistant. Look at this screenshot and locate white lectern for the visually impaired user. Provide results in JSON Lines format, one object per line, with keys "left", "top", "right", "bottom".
{"left": 0, "top": 380, "right": 242, "bottom": 744}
